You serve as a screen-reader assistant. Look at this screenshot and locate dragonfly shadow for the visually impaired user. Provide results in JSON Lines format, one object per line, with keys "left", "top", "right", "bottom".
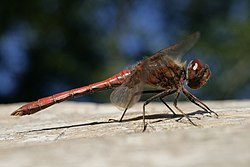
{"left": 21, "top": 110, "right": 209, "bottom": 133}
{"left": 22, "top": 120, "right": 110, "bottom": 133}
{"left": 121, "top": 109, "right": 209, "bottom": 123}
{"left": 121, "top": 113, "right": 177, "bottom": 122}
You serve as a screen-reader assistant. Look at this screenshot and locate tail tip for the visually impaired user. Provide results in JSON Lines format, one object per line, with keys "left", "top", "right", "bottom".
{"left": 11, "top": 109, "right": 25, "bottom": 116}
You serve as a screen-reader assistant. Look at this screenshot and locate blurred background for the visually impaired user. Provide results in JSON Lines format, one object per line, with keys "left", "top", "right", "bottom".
{"left": 0, "top": 0, "right": 250, "bottom": 104}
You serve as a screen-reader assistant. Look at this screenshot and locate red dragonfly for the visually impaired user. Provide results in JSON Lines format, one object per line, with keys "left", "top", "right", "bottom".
{"left": 11, "top": 32, "right": 217, "bottom": 131}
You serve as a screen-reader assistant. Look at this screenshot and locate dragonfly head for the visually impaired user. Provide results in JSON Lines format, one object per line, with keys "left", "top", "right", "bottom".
{"left": 186, "top": 59, "right": 211, "bottom": 89}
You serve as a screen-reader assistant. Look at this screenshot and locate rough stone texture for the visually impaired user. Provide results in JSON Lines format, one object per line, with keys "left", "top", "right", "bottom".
{"left": 0, "top": 100, "right": 250, "bottom": 167}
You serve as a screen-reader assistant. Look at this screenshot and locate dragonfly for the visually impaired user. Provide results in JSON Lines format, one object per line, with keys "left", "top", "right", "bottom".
{"left": 11, "top": 32, "right": 218, "bottom": 131}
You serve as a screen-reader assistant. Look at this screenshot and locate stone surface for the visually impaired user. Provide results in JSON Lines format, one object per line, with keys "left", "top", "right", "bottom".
{"left": 0, "top": 100, "right": 250, "bottom": 166}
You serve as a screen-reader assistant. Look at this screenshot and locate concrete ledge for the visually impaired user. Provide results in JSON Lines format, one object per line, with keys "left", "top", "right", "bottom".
{"left": 1, "top": 100, "right": 250, "bottom": 166}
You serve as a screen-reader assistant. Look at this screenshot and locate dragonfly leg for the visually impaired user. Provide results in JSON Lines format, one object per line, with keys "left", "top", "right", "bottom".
{"left": 119, "top": 108, "right": 128, "bottom": 122}
{"left": 117, "top": 89, "right": 176, "bottom": 127}
{"left": 118, "top": 90, "right": 143, "bottom": 122}
{"left": 173, "top": 90, "right": 197, "bottom": 126}
{"left": 118, "top": 90, "right": 166, "bottom": 122}
{"left": 108, "top": 100, "right": 132, "bottom": 123}
{"left": 142, "top": 89, "right": 179, "bottom": 132}
{"left": 141, "top": 89, "right": 177, "bottom": 115}
{"left": 143, "top": 91, "right": 168, "bottom": 131}
{"left": 159, "top": 97, "right": 177, "bottom": 116}
{"left": 108, "top": 107, "right": 128, "bottom": 123}
{"left": 182, "top": 88, "right": 218, "bottom": 117}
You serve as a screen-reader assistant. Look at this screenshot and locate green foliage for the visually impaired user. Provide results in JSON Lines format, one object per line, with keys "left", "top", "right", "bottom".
{"left": 0, "top": 0, "right": 249, "bottom": 102}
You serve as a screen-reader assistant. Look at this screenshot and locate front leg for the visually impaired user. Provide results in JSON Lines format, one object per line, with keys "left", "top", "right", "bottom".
{"left": 173, "top": 89, "right": 197, "bottom": 126}
{"left": 182, "top": 87, "right": 218, "bottom": 117}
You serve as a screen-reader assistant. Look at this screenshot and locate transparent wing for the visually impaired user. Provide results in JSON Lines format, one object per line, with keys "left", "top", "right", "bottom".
{"left": 110, "top": 32, "right": 200, "bottom": 109}
{"left": 110, "top": 70, "right": 144, "bottom": 110}
{"left": 158, "top": 32, "right": 200, "bottom": 61}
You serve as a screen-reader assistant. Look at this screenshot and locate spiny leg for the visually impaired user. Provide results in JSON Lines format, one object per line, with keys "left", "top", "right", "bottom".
{"left": 119, "top": 107, "right": 128, "bottom": 122}
{"left": 142, "top": 91, "right": 169, "bottom": 131}
{"left": 159, "top": 97, "right": 177, "bottom": 116}
{"left": 108, "top": 102, "right": 130, "bottom": 123}
{"left": 182, "top": 88, "right": 218, "bottom": 117}
{"left": 142, "top": 89, "right": 177, "bottom": 115}
{"left": 108, "top": 88, "right": 143, "bottom": 122}
{"left": 118, "top": 90, "right": 143, "bottom": 122}
{"left": 109, "top": 90, "right": 142, "bottom": 123}
{"left": 118, "top": 89, "right": 174, "bottom": 122}
{"left": 173, "top": 90, "right": 197, "bottom": 126}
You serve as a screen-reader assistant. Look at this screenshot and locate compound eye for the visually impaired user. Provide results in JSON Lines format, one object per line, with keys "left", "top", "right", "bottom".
{"left": 188, "top": 59, "right": 203, "bottom": 73}
{"left": 187, "top": 59, "right": 210, "bottom": 89}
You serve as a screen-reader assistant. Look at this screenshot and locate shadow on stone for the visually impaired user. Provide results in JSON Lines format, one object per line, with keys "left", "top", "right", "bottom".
{"left": 18, "top": 110, "right": 210, "bottom": 133}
